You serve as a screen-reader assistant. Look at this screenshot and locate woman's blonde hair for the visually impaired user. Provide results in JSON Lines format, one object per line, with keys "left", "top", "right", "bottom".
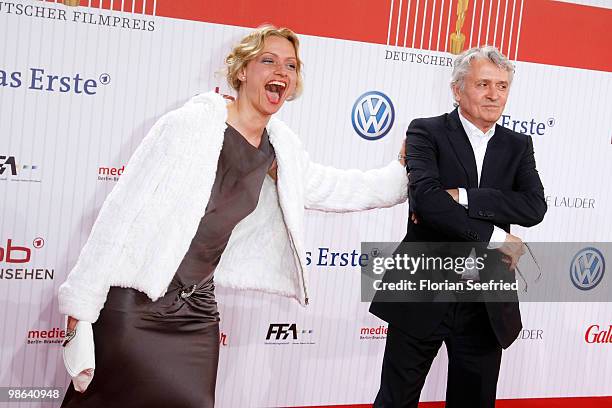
{"left": 225, "top": 24, "right": 304, "bottom": 100}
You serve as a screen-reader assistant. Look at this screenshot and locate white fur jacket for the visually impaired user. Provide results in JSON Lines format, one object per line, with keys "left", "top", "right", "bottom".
{"left": 58, "top": 91, "right": 408, "bottom": 323}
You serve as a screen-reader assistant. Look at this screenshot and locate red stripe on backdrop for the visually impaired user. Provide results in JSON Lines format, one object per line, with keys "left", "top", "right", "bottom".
{"left": 110, "top": 0, "right": 122, "bottom": 12}
{"left": 432, "top": 0, "right": 453, "bottom": 51}
{"left": 49, "top": 0, "right": 612, "bottom": 72}
{"left": 500, "top": 0, "right": 520, "bottom": 54}
{"left": 494, "top": 0, "right": 509, "bottom": 53}
{"left": 466, "top": 0, "right": 477, "bottom": 49}
{"left": 464, "top": 0, "right": 478, "bottom": 50}
{"left": 491, "top": 0, "right": 504, "bottom": 49}
{"left": 508, "top": 0, "right": 522, "bottom": 60}
{"left": 396, "top": 0, "right": 410, "bottom": 47}
{"left": 404, "top": 0, "right": 419, "bottom": 48}
{"left": 144, "top": 0, "right": 154, "bottom": 16}
{"left": 470, "top": 0, "right": 482, "bottom": 47}
{"left": 439, "top": 0, "right": 453, "bottom": 52}
{"left": 421, "top": 0, "right": 433, "bottom": 49}
{"left": 155, "top": 0, "right": 392, "bottom": 46}
{"left": 119, "top": 0, "right": 132, "bottom": 13}
{"left": 132, "top": 0, "right": 143, "bottom": 14}
{"left": 412, "top": 0, "right": 426, "bottom": 49}
{"left": 485, "top": 0, "right": 499, "bottom": 48}
{"left": 422, "top": 0, "right": 436, "bottom": 50}
{"left": 389, "top": 0, "right": 401, "bottom": 46}
{"left": 477, "top": 0, "right": 491, "bottom": 48}
{"left": 518, "top": 1, "right": 612, "bottom": 72}
{"left": 289, "top": 396, "right": 612, "bottom": 408}
{"left": 429, "top": 0, "right": 441, "bottom": 51}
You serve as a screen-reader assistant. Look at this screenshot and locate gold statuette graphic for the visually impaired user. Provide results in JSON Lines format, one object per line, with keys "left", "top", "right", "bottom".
{"left": 62, "top": 0, "right": 80, "bottom": 6}
{"left": 450, "top": 0, "right": 469, "bottom": 54}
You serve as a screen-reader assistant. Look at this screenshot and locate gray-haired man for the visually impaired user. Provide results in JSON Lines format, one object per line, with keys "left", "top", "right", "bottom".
{"left": 370, "top": 46, "right": 546, "bottom": 407}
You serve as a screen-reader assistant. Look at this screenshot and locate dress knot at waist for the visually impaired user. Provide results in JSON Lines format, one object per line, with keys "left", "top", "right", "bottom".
{"left": 169, "top": 274, "right": 215, "bottom": 299}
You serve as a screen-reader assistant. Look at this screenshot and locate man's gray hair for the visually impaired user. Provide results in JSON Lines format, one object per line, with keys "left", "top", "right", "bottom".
{"left": 450, "top": 45, "right": 514, "bottom": 91}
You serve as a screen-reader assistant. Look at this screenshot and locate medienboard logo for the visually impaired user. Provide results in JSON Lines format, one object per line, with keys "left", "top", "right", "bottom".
{"left": 352, "top": 91, "right": 395, "bottom": 141}
{"left": 265, "top": 323, "right": 315, "bottom": 345}
{"left": 499, "top": 114, "right": 555, "bottom": 136}
{"left": 359, "top": 325, "right": 388, "bottom": 340}
{"left": 98, "top": 165, "right": 125, "bottom": 182}
{"left": 0, "top": 238, "right": 54, "bottom": 280}
{"left": 0, "top": 67, "right": 111, "bottom": 95}
{"left": 0, "top": 155, "right": 41, "bottom": 183}
{"left": 27, "top": 327, "right": 65, "bottom": 345}
{"left": 570, "top": 247, "right": 605, "bottom": 291}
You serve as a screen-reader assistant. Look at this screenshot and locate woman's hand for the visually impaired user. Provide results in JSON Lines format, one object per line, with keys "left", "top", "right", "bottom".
{"left": 67, "top": 316, "right": 78, "bottom": 331}
{"left": 398, "top": 139, "right": 407, "bottom": 167}
{"left": 63, "top": 316, "right": 79, "bottom": 347}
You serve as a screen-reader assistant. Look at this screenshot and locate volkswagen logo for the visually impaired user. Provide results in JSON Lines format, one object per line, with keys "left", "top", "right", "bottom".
{"left": 351, "top": 91, "right": 395, "bottom": 140}
{"left": 570, "top": 247, "right": 605, "bottom": 290}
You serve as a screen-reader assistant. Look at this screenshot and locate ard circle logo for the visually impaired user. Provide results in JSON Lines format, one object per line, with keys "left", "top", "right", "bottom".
{"left": 351, "top": 91, "right": 395, "bottom": 140}
{"left": 570, "top": 247, "right": 605, "bottom": 291}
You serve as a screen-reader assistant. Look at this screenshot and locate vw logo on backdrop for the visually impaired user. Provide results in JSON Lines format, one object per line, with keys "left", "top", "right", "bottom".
{"left": 351, "top": 91, "right": 395, "bottom": 140}
{"left": 570, "top": 247, "right": 605, "bottom": 290}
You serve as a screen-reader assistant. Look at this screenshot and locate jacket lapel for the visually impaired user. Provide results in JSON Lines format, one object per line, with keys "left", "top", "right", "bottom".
{"left": 445, "top": 109, "right": 479, "bottom": 188}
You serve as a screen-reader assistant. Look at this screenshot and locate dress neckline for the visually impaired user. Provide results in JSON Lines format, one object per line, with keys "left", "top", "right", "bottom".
{"left": 225, "top": 122, "right": 269, "bottom": 152}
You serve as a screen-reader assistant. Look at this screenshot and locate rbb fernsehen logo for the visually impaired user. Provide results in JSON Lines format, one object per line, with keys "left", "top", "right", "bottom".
{"left": 570, "top": 247, "right": 605, "bottom": 290}
{"left": 351, "top": 91, "right": 395, "bottom": 140}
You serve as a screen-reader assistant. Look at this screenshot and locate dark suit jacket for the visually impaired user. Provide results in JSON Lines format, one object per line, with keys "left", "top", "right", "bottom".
{"left": 370, "top": 109, "right": 547, "bottom": 348}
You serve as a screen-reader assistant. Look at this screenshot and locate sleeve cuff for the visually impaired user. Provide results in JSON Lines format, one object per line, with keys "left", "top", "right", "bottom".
{"left": 388, "top": 159, "right": 409, "bottom": 203}
{"left": 487, "top": 226, "right": 507, "bottom": 249}
{"left": 58, "top": 282, "right": 105, "bottom": 323}
{"left": 458, "top": 188, "right": 468, "bottom": 208}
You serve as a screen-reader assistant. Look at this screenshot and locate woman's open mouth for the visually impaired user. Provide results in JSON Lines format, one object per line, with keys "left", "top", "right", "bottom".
{"left": 264, "top": 80, "right": 287, "bottom": 104}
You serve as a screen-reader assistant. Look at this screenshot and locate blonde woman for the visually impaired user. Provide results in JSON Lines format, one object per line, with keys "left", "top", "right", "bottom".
{"left": 59, "top": 25, "right": 408, "bottom": 407}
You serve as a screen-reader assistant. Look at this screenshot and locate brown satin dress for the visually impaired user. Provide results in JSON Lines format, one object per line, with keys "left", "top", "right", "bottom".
{"left": 61, "top": 124, "right": 276, "bottom": 408}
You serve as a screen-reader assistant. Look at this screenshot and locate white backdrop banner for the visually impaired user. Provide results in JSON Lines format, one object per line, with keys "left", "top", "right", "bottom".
{"left": 1, "top": 0, "right": 611, "bottom": 407}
